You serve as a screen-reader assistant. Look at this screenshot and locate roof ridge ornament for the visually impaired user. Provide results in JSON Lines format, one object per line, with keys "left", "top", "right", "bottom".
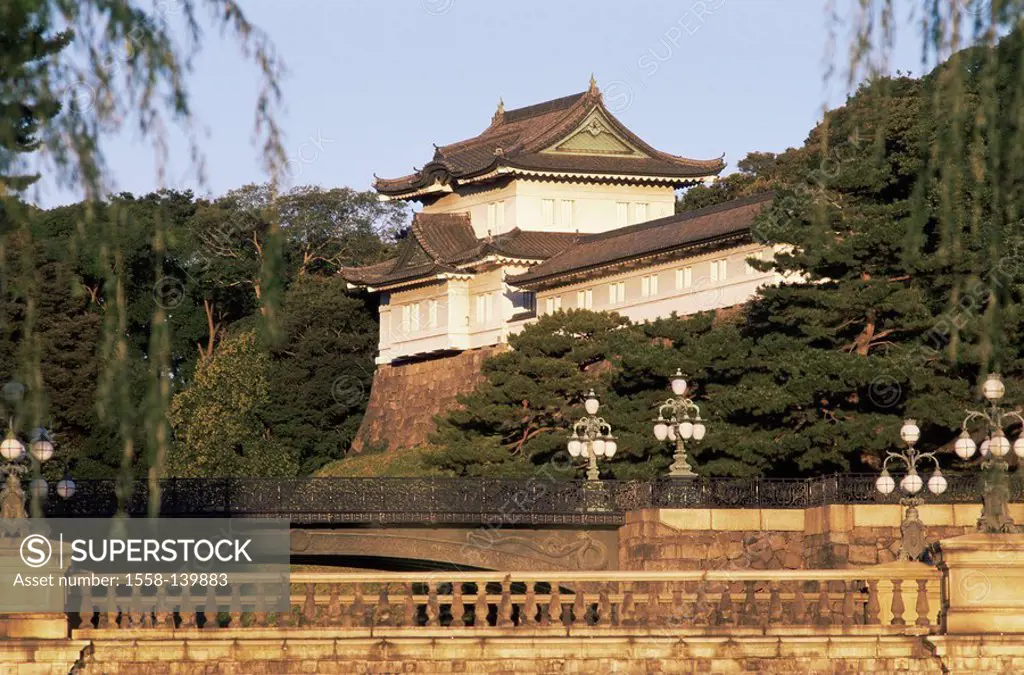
{"left": 492, "top": 96, "right": 505, "bottom": 126}
{"left": 589, "top": 73, "right": 598, "bottom": 94}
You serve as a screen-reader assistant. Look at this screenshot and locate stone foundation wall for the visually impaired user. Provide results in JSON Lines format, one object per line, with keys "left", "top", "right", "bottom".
{"left": 619, "top": 503, "right": 1024, "bottom": 570}
{"left": 57, "top": 633, "right": 1024, "bottom": 674}
{"left": 352, "top": 346, "right": 507, "bottom": 452}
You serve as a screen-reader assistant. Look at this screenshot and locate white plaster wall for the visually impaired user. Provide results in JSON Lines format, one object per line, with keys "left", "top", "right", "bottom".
{"left": 423, "top": 179, "right": 675, "bottom": 237}
{"left": 376, "top": 265, "right": 535, "bottom": 362}
{"left": 533, "top": 243, "right": 779, "bottom": 324}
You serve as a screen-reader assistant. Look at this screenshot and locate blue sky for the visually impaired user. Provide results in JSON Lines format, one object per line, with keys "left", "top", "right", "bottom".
{"left": 34, "top": 0, "right": 931, "bottom": 206}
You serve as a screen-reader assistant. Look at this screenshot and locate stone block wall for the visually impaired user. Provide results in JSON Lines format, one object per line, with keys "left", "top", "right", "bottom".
{"left": 352, "top": 345, "right": 507, "bottom": 452}
{"left": 619, "top": 503, "right": 1024, "bottom": 570}
{"left": 619, "top": 508, "right": 807, "bottom": 571}
{"left": 58, "top": 633, "right": 1024, "bottom": 674}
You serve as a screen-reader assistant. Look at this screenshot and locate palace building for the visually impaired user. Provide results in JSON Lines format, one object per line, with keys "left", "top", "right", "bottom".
{"left": 342, "top": 79, "right": 782, "bottom": 450}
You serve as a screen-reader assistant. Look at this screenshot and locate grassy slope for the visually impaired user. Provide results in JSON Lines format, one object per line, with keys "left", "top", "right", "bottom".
{"left": 315, "top": 445, "right": 451, "bottom": 477}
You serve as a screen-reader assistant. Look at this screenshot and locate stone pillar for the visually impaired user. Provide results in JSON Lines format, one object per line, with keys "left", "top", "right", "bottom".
{"left": 0, "top": 536, "right": 70, "bottom": 639}
{"left": 938, "top": 533, "right": 1024, "bottom": 633}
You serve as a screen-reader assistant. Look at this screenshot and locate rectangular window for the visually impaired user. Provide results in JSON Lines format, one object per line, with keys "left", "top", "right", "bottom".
{"left": 412, "top": 303, "right": 421, "bottom": 331}
{"left": 428, "top": 299, "right": 439, "bottom": 328}
{"left": 676, "top": 267, "right": 694, "bottom": 289}
{"left": 485, "top": 293, "right": 494, "bottom": 322}
{"left": 542, "top": 199, "right": 555, "bottom": 227}
{"left": 496, "top": 201, "right": 505, "bottom": 230}
{"left": 561, "top": 200, "right": 575, "bottom": 228}
{"left": 400, "top": 304, "right": 412, "bottom": 333}
{"left": 545, "top": 297, "right": 556, "bottom": 314}
{"left": 635, "top": 202, "right": 648, "bottom": 223}
{"left": 616, "top": 202, "right": 628, "bottom": 227}
{"left": 711, "top": 259, "right": 728, "bottom": 282}
{"left": 608, "top": 281, "right": 625, "bottom": 305}
{"left": 554, "top": 296, "right": 562, "bottom": 311}
{"left": 576, "top": 289, "right": 593, "bottom": 309}
{"left": 642, "top": 274, "right": 659, "bottom": 298}
{"left": 487, "top": 203, "right": 496, "bottom": 229}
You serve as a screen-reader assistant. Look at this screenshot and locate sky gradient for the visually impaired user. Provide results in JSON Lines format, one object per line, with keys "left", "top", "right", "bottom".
{"left": 33, "top": 0, "right": 932, "bottom": 207}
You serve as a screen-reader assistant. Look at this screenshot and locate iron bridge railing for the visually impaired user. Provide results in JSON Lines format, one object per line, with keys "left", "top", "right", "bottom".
{"left": 40, "top": 474, "right": 1021, "bottom": 526}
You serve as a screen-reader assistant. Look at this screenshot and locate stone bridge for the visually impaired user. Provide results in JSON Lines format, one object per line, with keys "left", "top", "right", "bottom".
{"left": 45, "top": 475, "right": 1023, "bottom": 571}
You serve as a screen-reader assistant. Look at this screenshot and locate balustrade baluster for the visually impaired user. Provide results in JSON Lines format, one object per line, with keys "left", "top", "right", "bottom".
{"left": 792, "top": 582, "right": 807, "bottom": 624}
{"left": 451, "top": 581, "right": 465, "bottom": 627}
{"left": 229, "top": 583, "right": 243, "bottom": 628}
{"left": 96, "top": 588, "right": 112, "bottom": 629}
{"left": 302, "top": 583, "right": 317, "bottom": 625}
{"left": 717, "top": 584, "right": 734, "bottom": 626}
{"left": 741, "top": 580, "right": 758, "bottom": 626}
{"left": 475, "top": 580, "right": 490, "bottom": 627}
{"left": 865, "top": 580, "right": 880, "bottom": 625}
{"left": 621, "top": 583, "right": 637, "bottom": 626}
{"left": 841, "top": 581, "right": 856, "bottom": 626}
{"left": 816, "top": 581, "right": 831, "bottom": 626}
{"left": 547, "top": 585, "right": 562, "bottom": 627}
{"left": 153, "top": 585, "right": 169, "bottom": 630}
{"left": 179, "top": 587, "right": 196, "bottom": 629}
{"left": 423, "top": 581, "right": 439, "bottom": 627}
{"left": 374, "top": 584, "right": 392, "bottom": 626}
{"left": 327, "top": 584, "right": 342, "bottom": 626}
{"left": 254, "top": 583, "right": 268, "bottom": 628}
{"left": 693, "top": 582, "right": 709, "bottom": 626}
{"left": 498, "top": 576, "right": 514, "bottom": 628}
{"left": 401, "top": 583, "right": 416, "bottom": 627}
{"left": 768, "top": 582, "right": 783, "bottom": 625}
{"left": 572, "top": 583, "right": 587, "bottom": 627}
{"left": 203, "top": 584, "right": 218, "bottom": 630}
{"left": 648, "top": 585, "right": 663, "bottom": 626}
{"left": 671, "top": 582, "right": 686, "bottom": 626}
{"left": 78, "top": 584, "right": 94, "bottom": 630}
{"left": 128, "top": 584, "right": 142, "bottom": 629}
{"left": 521, "top": 581, "right": 537, "bottom": 627}
{"left": 350, "top": 585, "right": 367, "bottom": 627}
{"left": 890, "top": 580, "right": 906, "bottom": 626}
{"left": 915, "top": 579, "right": 930, "bottom": 628}
{"left": 598, "top": 583, "right": 612, "bottom": 627}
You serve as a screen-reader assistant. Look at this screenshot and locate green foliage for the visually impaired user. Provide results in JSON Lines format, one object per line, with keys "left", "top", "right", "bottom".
{"left": 428, "top": 310, "right": 662, "bottom": 478}
{"left": 262, "top": 276, "right": 379, "bottom": 475}
{"left": 0, "top": 185, "right": 404, "bottom": 478}
{"left": 0, "top": 1, "right": 70, "bottom": 192}
{"left": 167, "top": 329, "right": 291, "bottom": 477}
{"left": 437, "top": 29, "right": 1024, "bottom": 478}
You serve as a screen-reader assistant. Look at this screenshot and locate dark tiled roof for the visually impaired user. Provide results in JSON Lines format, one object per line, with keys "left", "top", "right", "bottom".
{"left": 340, "top": 213, "right": 579, "bottom": 289}
{"left": 410, "top": 213, "right": 477, "bottom": 260}
{"left": 374, "top": 83, "right": 725, "bottom": 198}
{"left": 508, "top": 193, "right": 774, "bottom": 287}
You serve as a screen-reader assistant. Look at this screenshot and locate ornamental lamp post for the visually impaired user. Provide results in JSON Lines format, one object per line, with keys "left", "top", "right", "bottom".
{"left": 653, "top": 369, "right": 706, "bottom": 479}
{"left": 875, "top": 419, "right": 947, "bottom": 561}
{"left": 1, "top": 382, "right": 75, "bottom": 532}
{"left": 948, "top": 373, "right": 1022, "bottom": 533}
{"left": 567, "top": 389, "right": 617, "bottom": 482}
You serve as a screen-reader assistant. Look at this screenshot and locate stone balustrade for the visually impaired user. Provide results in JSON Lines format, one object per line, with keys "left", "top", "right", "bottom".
{"left": 70, "top": 565, "right": 941, "bottom": 635}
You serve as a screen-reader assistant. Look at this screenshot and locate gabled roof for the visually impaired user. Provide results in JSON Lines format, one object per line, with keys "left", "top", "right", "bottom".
{"left": 340, "top": 212, "right": 578, "bottom": 290}
{"left": 374, "top": 79, "right": 725, "bottom": 201}
{"left": 508, "top": 193, "right": 774, "bottom": 289}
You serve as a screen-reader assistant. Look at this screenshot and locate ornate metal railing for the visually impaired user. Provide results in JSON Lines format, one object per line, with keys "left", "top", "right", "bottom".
{"left": 70, "top": 566, "right": 942, "bottom": 635}
{"left": 42, "top": 474, "right": 1023, "bottom": 525}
